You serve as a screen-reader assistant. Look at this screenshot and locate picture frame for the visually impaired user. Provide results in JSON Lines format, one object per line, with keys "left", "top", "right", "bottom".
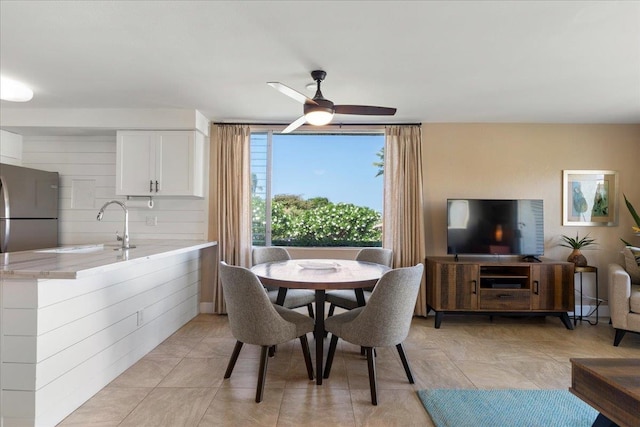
{"left": 563, "top": 170, "right": 618, "bottom": 226}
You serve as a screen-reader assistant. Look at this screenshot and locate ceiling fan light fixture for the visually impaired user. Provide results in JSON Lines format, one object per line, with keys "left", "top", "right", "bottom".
{"left": 0, "top": 76, "right": 34, "bottom": 102}
{"left": 304, "top": 101, "right": 334, "bottom": 126}
{"left": 305, "top": 109, "right": 334, "bottom": 126}
{"left": 269, "top": 70, "right": 396, "bottom": 133}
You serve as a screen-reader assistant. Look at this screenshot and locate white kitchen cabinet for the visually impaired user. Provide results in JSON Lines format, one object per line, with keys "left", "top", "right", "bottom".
{"left": 116, "top": 130, "right": 205, "bottom": 197}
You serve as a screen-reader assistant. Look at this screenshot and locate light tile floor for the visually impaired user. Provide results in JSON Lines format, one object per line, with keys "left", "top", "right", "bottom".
{"left": 58, "top": 311, "right": 640, "bottom": 426}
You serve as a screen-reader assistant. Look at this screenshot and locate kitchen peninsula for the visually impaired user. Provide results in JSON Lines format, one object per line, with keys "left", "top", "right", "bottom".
{"left": 0, "top": 240, "right": 216, "bottom": 427}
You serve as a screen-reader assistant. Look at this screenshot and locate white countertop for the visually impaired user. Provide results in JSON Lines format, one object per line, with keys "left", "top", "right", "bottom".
{"left": 0, "top": 240, "right": 217, "bottom": 279}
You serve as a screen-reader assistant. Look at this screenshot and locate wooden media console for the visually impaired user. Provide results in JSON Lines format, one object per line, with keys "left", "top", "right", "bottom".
{"left": 426, "top": 257, "right": 575, "bottom": 329}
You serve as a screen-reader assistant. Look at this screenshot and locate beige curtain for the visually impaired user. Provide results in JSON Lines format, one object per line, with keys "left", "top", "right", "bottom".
{"left": 383, "top": 125, "right": 428, "bottom": 316}
{"left": 211, "top": 124, "right": 252, "bottom": 313}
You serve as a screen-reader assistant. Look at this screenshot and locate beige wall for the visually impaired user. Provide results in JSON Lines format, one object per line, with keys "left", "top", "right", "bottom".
{"left": 422, "top": 123, "right": 640, "bottom": 303}
{"left": 209, "top": 123, "right": 639, "bottom": 309}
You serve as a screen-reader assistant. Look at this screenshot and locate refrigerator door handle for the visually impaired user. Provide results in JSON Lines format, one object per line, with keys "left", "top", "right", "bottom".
{"left": 0, "top": 175, "right": 10, "bottom": 252}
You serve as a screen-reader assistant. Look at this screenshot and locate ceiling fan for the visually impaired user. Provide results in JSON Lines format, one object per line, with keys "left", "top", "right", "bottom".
{"left": 268, "top": 70, "right": 397, "bottom": 133}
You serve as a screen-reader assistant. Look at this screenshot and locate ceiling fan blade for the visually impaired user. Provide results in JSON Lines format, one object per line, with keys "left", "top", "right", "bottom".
{"left": 268, "top": 82, "right": 318, "bottom": 105}
{"left": 334, "top": 105, "right": 397, "bottom": 116}
{"left": 282, "top": 115, "right": 307, "bottom": 134}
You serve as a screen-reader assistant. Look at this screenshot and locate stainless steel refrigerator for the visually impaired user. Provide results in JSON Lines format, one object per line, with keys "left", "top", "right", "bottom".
{"left": 0, "top": 163, "right": 59, "bottom": 252}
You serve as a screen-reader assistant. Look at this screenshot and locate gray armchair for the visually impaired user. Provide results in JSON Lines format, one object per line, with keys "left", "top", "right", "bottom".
{"left": 252, "top": 246, "right": 316, "bottom": 317}
{"left": 608, "top": 263, "right": 640, "bottom": 346}
{"left": 219, "top": 262, "right": 314, "bottom": 402}
{"left": 325, "top": 248, "right": 393, "bottom": 316}
{"left": 323, "top": 263, "right": 424, "bottom": 405}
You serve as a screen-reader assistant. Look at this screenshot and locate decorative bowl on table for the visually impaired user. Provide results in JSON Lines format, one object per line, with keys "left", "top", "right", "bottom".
{"left": 297, "top": 261, "right": 339, "bottom": 270}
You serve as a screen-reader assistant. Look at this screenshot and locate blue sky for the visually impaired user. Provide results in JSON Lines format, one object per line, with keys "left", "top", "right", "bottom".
{"left": 272, "top": 134, "right": 384, "bottom": 213}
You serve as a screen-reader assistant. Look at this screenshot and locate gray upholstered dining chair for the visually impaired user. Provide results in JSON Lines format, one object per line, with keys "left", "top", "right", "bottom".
{"left": 252, "top": 246, "right": 316, "bottom": 317}
{"left": 323, "top": 263, "right": 424, "bottom": 405}
{"left": 325, "top": 247, "right": 393, "bottom": 316}
{"left": 219, "top": 262, "right": 314, "bottom": 403}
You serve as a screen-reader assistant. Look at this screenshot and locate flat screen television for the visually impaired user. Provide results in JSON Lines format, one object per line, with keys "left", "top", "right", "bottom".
{"left": 447, "top": 199, "right": 544, "bottom": 258}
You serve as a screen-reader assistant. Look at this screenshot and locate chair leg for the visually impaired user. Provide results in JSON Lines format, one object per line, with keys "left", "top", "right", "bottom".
{"left": 323, "top": 334, "right": 339, "bottom": 379}
{"left": 307, "top": 303, "right": 315, "bottom": 318}
{"left": 256, "top": 346, "right": 269, "bottom": 403}
{"left": 299, "top": 334, "right": 314, "bottom": 380}
{"left": 224, "top": 341, "right": 243, "bottom": 379}
{"left": 327, "top": 303, "right": 336, "bottom": 317}
{"left": 396, "top": 342, "right": 415, "bottom": 384}
{"left": 613, "top": 329, "right": 627, "bottom": 346}
{"left": 365, "top": 347, "right": 378, "bottom": 405}
{"left": 360, "top": 346, "right": 376, "bottom": 356}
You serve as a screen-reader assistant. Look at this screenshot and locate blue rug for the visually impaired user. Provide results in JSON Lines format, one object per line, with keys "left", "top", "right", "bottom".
{"left": 417, "top": 389, "right": 599, "bottom": 427}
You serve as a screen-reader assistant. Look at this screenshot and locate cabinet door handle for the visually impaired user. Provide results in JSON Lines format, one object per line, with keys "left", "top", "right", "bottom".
{"left": 155, "top": 180, "right": 159, "bottom": 192}
{"left": 533, "top": 280, "right": 539, "bottom": 295}
{"left": 472, "top": 280, "right": 477, "bottom": 294}
{"left": 498, "top": 294, "right": 515, "bottom": 299}
{"left": 149, "top": 180, "right": 153, "bottom": 192}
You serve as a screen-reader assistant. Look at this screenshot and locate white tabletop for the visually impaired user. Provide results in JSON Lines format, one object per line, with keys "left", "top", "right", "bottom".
{"left": 251, "top": 259, "right": 389, "bottom": 290}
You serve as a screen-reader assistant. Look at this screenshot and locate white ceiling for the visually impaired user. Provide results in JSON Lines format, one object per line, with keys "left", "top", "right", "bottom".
{"left": 1, "top": 0, "right": 639, "bottom": 131}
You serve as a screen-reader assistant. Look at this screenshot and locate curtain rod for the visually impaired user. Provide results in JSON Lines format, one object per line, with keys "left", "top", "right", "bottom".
{"left": 213, "top": 122, "right": 422, "bottom": 127}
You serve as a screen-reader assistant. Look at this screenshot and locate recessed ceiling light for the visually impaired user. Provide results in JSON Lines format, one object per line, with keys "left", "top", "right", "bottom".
{"left": 0, "top": 76, "right": 34, "bottom": 102}
{"left": 305, "top": 82, "right": 317, "bottom": 91}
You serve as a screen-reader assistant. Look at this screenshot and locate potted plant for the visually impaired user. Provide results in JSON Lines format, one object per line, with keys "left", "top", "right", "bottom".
{"left": 560, "top": 232, "right": 597, "bottom": 266}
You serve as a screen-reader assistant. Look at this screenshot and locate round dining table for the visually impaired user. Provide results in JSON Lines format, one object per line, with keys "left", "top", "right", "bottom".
{"left": 251, "top": 259, "right": 390, "bottom": 385}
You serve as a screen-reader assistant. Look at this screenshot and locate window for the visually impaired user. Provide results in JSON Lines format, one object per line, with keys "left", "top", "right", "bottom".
{"left": 251, "top": 130, "right": 384, "bottom": 247}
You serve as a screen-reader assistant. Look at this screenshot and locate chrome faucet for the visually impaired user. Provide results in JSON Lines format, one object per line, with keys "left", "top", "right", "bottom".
{"left": 97, "top": 200, "right": 134, "bottom": 249}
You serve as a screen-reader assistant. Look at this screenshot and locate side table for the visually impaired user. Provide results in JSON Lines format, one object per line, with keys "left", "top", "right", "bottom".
{"left": 574, "top": 266, "right": 599, "bottom": 326}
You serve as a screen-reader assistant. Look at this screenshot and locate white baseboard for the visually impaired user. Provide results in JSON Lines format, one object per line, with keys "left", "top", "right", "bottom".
{"left": 570, "top": 305, "right": 610, "bottom": 319}
{"left": 199, "top": 302, "right": 214, "bottom": 314}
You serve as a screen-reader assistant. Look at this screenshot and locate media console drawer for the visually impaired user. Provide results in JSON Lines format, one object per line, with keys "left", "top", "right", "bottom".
{"left": 479, "top": 289, "right": 530, "bottom": 310}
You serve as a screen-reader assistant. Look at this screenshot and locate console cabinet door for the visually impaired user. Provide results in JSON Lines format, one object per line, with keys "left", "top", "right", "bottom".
{"left": 427, "top": 261, "right": 479, "bottom": 310}
{"left": 531, "top": 263, "right": 574, "bottom": 311}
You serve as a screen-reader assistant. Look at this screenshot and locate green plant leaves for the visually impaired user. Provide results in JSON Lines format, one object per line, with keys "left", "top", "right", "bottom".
{"left": 559, "top": 232, "right": 597, "bottom": 249}
{"left": 624, "top": 194, "right": 640, "bottom": 228}
{"left": 251, "top": 195, "right": 382, "bottom": 246}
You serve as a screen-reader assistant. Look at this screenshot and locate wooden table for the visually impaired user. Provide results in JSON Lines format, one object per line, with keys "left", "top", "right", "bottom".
{"left": 569, "top": 358, "right": 640, "bottom": 427}
{"left": 251, "top": 259, "right": 390, "bottom": 385}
